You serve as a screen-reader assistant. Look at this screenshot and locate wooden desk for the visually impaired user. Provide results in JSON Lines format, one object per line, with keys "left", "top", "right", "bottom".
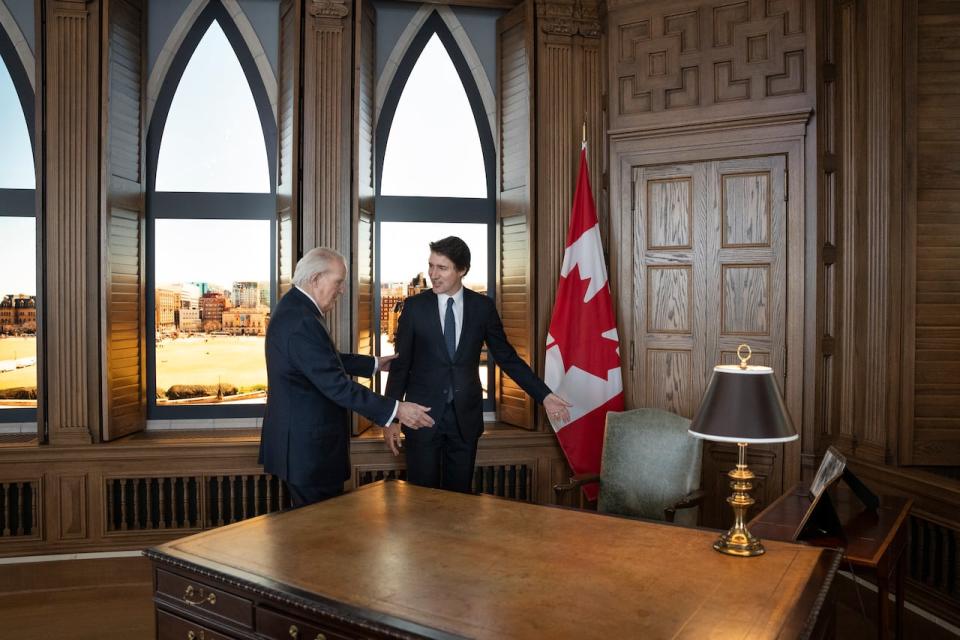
{"left": 750, "top": 483, "right": 913, "bottom": 639}
{"left": 146, "top": 481, "right": 840, "bottom": 639}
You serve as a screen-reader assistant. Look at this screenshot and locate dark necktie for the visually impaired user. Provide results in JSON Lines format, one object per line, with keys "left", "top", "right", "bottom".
{"left": 444, "top": 297, "right": 456, "bottom": 359}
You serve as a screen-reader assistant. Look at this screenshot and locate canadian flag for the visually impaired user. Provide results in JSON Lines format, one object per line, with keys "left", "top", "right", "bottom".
{"left": 545, "top": 144, "right": 625, "bottom": 500}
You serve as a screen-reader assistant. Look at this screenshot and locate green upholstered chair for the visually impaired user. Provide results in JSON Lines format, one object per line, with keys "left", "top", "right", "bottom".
{"left": 554, "top": 408, "right": 705, "bottom": 526}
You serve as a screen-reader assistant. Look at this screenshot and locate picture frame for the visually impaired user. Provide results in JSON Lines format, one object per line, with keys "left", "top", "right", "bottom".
{"left": 793, "top": 446, "right": 879, "bottom": 541}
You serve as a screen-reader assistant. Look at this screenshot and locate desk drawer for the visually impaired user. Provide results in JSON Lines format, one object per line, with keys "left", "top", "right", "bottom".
{"left": 256, "top": 606, "right": 350, "bottom": 640}
{"left": 157, "top": 609, "right": 232, "bottom": 640}
{"left": 157, "top": 569, "right": 254, "bottom": 629}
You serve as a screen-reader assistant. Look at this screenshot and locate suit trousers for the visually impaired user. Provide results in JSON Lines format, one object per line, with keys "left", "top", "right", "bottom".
{"left": 404, "top": 403, "right": 478, "bottom": 494}
{"left": 287, "top": 482, "right": 344, "bottom": 508}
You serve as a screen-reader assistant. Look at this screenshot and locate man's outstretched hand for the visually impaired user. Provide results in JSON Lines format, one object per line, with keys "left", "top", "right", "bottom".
{"left": 397, "top": 401, "right": 434, "bottom": 428}
{"left": 543, "top": 393, "right": 572, "bottom": 423}
{"left": 378, "top": 354, "right": 398, "bottom": 372}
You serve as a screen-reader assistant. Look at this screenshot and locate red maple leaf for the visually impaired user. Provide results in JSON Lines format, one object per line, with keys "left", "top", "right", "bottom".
{"left": 546, "top": 264, "right": 620, "bottom": 380}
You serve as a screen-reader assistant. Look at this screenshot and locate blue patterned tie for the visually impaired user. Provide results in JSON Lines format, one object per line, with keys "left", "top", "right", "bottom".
{"left": 444, "top": 297, "right": 456, "bottom": 359}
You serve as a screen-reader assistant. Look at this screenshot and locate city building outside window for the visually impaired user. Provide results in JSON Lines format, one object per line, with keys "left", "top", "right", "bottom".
{"left": 147, "top": 1, "right": 276, "bottom": 419}
{"left": 0, "top": 23, "right": 37, "bottom": 423}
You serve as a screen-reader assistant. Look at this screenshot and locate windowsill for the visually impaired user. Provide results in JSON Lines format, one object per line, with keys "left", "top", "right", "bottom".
{"left": 0, "top": 422, "right": 38, "bottom": 434}
{"left": 146, "top": 417, "right": 262, "bottom": 431}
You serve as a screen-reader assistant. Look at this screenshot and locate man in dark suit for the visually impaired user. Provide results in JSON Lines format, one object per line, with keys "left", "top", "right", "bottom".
{"left": 384, "top": 236, "right": 571, "bottom": 493}
{"left": 259, "top": 247, "right": 434, "bottom": 507}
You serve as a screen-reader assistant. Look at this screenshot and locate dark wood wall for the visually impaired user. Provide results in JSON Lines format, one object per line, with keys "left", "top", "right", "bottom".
{"left": 607, "top": 0, "right": 814, "bottom": 527}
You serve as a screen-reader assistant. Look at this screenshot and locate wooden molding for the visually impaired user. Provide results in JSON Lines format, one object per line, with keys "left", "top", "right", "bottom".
{"left": 308, "top": 0, "right": 350, "bottom": 20}
{"left": 536, "top": 0, "right": 602, "bottom": 38}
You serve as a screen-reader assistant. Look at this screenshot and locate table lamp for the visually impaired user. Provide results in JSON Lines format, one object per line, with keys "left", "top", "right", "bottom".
{"left": 689, "top": 344, "right": 797, "bottom": 557}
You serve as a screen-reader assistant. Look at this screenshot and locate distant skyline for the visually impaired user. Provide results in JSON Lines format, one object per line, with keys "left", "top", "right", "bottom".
{"left": 155, "top": 219, "right": 271, "bottom": 289}
{"left": 0, "top": 217, "right": 36, "bottom": 295}
{"left": 379, "top": 222, "right": 488, "bottom": 290}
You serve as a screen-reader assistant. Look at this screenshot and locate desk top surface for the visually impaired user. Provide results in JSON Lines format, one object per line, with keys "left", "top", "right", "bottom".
{"left": 750, "top": 482, "right": 913, "bottom": 567}
{"left": 149, "top": 481, "right": 840, "bottom": 640}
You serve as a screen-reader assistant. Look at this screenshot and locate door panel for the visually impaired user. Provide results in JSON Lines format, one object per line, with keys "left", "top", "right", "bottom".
{"left": 631, "top": 155, "right": 787, "bottom": 528}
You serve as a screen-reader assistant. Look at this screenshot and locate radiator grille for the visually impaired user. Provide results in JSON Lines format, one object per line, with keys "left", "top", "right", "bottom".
{"left": 0, "top": 480, "right": 38, "bottom": 538}
{"left": 206, "top": 474, "right": 290, "bottom": 527}
{"left": 910, "top": 516, "right": 958, "bottom": 597}
{"left": 105, "top": 474, "right": 290, "bottom": 533}
{"left": 473, "top": 463, "right": 534, "bottom": 502}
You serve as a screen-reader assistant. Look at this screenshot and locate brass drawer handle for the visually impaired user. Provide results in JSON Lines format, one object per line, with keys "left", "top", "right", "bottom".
{"left": 288, "top": 625, "right": 325, "bottom": 640}
{"left": 187, "top": 631, "right": 205, "bottom": 640}
{"left": 183, "top": 584, "right": 217, "bottom": 606}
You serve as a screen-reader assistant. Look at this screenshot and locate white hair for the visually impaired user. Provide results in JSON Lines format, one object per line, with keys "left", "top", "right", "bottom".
{"left": 292, "top": 247, "right": 346, "bottom": 287}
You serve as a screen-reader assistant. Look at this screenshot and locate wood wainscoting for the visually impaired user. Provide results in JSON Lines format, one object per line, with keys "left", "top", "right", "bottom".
{"left": 0, "top": 427, "right": 568, "bottom": 557}
{"left": 849, "top": 459, "right": 960, "bottom": 629}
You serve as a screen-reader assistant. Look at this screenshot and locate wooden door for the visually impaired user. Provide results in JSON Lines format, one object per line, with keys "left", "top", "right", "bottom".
{"left": 631, "top": 154, "right": 788, "bottom": 527}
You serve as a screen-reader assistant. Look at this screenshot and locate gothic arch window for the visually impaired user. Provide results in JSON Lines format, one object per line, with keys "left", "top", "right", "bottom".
{"left": 375, "top": 12, "right": 496, "bottom": 409}
{"left": 147, "top": 1, "right": 276, "bottom": 419}
{"left": 0, "top": 23, "right": 37, "bottom": 422}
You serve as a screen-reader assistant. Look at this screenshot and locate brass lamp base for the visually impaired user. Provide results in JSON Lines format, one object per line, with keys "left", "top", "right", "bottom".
{"left": 714, "top": 442, "right": 766, "bottom": 557}
{"left": 713, "top": 524, "right": 765, "bottom": 557}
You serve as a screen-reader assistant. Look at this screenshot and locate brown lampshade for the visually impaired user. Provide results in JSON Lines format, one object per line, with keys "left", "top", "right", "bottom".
{"left": 688, "top": 365, "right": 797, "bottom": 443}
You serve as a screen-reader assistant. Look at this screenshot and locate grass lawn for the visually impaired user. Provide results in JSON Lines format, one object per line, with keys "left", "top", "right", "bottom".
{"left": 0, "top": 336, "right": 37, "bottom": 391}
{"left": 156, "top": 335, "right": 267, "bottom": 392}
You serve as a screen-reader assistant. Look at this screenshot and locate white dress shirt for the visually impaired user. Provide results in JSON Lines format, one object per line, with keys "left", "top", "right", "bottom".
{"left": 437, "top": 286, "right": 465, "bottom": 350}
{"left": 295, "top": 285, "right": 398, "bottom": 426}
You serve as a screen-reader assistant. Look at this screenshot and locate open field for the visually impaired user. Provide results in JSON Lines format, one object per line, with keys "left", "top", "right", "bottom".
{"left": 0, "top": 336, "right": 37, "bottom": 391}
{"left": 156, "top": 335, "right": 267, "bottom": 392}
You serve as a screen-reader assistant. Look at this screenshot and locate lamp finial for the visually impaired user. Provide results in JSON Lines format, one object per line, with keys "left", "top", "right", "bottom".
{"left": 737, "top": 343, "right": 752, "bottom": 369}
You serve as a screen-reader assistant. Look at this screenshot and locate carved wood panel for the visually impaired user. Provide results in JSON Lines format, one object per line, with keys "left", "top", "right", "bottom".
{"left": 609, "top": 0, "right": 809, "bottom": 130}
{"left": 44, "top": 0, "right": 101, "bottom": 445}
{"left": 630, "top": 155, "right": 788, "bottom": 527}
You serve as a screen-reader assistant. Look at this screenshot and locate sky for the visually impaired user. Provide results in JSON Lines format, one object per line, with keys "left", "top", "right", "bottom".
{"left": 155, "top": 219, "right": 270, "bottom": 288}
{"left": 155, "top": 21, "right": 270, "bottom": 193}
{"left": 380, "top": 34, "right": 486, "bottom": 199}
{"left": 380, "top": 221, "right": 487, "bottom": 289}
{"left": 0, "top": 55, "right": 34, "bottom": 189}
{"left": 0, "top": 217, "right": 36, "bottom": 295}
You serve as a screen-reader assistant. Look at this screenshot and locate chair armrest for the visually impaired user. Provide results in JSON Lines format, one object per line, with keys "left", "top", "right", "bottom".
{"left": 664, "top": 489, "right": 707, "bottom": 523}
{"left": 554, "top": 473, "right": 601, "bottom": 509}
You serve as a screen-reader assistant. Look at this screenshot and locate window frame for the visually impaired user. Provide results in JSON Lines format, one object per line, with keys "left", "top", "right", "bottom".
{"left": 374, "top": 12, "right": 497, "bottom": 411}
{"left": 0, "top": 24, "right": 37, "bottom": 423}
{"left": 145, "top": 0, "right": 277, "bottom": 420}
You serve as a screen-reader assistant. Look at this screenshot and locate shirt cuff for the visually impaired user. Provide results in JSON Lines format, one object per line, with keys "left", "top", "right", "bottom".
{"left": 382, "top": 400, "right": 399, "bottom": 427}
{"left": 371, "top": 356, "right": 380, "bottom": 376}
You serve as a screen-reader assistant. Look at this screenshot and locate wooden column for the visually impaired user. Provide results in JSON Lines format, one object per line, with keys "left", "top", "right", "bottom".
{"left": 534, "top": 0, "right": 605, "bottom": 429}
{"left": 301, "top": 0, "right": 354, "bottom": 347}
{"left": 42, "top": 0, "right": 102, "bottom": 445}
{"left": 819, "top": 0, "right": 904, "bottom": 465}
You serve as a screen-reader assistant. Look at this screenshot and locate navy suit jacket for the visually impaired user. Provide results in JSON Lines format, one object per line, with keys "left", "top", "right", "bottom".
{"left": 259, "top": 287, "right": 395, "bottom": 487}
{"left": 384, "top": 288, "right": 550, "bottom": 440}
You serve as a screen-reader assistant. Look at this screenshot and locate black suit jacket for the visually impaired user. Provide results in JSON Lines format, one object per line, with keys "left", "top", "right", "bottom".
{"left": 384, "top": 288, "right": 550, "bottom": 440}
{"left": 258, "top": 287, "right": 395, "bottom": 488}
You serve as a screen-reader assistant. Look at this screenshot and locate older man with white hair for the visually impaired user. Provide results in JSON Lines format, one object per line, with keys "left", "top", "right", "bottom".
{"left": 258, "top": 247, "right": 434, "bottom": 507}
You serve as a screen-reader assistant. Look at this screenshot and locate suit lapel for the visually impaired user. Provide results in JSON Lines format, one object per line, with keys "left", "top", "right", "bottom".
{"left": 453, "top": 288, "right": 476, "bottom": 362}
